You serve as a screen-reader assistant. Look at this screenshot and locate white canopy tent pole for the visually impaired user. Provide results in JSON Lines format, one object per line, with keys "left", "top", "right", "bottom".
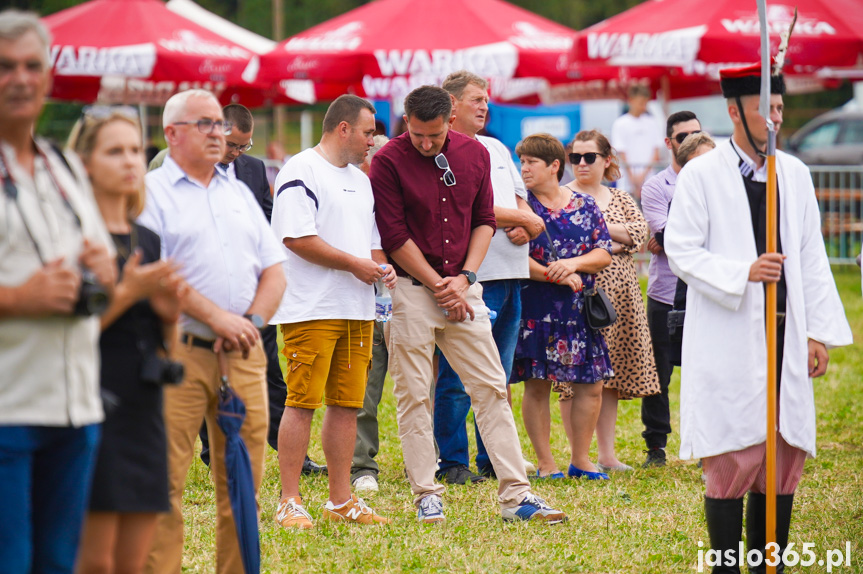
{"left": 139, "top": 103, "right": 147, "bottom": 147}
{"left": 300, "top": 111, "right": 313, "bottom": 151}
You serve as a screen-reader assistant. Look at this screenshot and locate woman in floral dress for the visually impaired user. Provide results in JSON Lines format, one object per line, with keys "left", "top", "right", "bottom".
{"left": 565, "top": 130, "right": 660, "bottom": 473}
{"left": 511, "top": 134, "right": 614, "bottom": 480}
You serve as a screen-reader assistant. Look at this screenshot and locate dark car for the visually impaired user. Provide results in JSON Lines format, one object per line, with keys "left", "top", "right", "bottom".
{"left": 785, "top": 108, "right": 863, "bottom": 165}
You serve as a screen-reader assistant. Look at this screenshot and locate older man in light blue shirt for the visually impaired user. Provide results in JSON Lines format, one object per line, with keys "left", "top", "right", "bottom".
{"left": 140, "top": 89, "right": 285, "bottom": 574}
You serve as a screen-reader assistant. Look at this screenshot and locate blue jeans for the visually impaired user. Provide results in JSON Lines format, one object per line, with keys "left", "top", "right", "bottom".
{"left": 0, "top": 424, "right": 101, "bottom": 574}
{"left": 434, "top": 279, "right": 521, "bottom": 472}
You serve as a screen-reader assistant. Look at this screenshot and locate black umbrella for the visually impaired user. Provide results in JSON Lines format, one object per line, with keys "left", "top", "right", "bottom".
{"left": 216, "top": 350, "right": 260, "bottom": 574}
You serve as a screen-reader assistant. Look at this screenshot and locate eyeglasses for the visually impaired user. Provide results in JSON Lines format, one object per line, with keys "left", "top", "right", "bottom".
{"left": 569, "top": 152, "right": 605, "bottom": 165}
{"left": 674, "top": 130, "right": 702, "bottom": 144}
{"left": 226, "top": 139, "right": 253, "bottom": 153}
{"left": 434, "top": 153, "right": 456, "bottom": 187}
{"left": 82, "top": 105, "right": 139, "bottom": 122}
{"left": 172, "top": 119, "right": 233, "bottom": 136}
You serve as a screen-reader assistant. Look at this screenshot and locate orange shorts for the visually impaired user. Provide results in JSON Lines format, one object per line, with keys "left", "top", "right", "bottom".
{"left": 280, "top": 319, "right": 373, "bottom": 409}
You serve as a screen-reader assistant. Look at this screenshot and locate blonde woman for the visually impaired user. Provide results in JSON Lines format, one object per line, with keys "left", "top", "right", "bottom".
{"left": 69, "top": 107, "right": 183, "bottom": 574}
{"left": 676, "top": 131, "right": 717, "bottom": 168}
{"left": 565, "top": 130, "right": 660, "bottom": 472}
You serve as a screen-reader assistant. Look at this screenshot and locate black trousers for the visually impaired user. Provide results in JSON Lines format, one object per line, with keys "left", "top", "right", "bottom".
{"left": 200, "top": 324, "right": 286, "bottom": 464}
{"left": 642, "top": 297, "right": 673, "bottom": 449}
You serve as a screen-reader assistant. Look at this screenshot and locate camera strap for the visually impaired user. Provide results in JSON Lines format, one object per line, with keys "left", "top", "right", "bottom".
{"left": 0, "top": 150, "right": 47, "bottom": 264}
{"left": 36, "top": 145, "right": 83, "bottom": 229}
{"left": 121, "top": 224, "right": 170, "bottom": 357}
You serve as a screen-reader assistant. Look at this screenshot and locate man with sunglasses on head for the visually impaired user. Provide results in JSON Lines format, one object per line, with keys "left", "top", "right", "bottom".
{"left": 0, "top": 10, "right": 117, "bottom": 572}
{"left": 370, "top": 85, "right": 566, "bottom": 525}
{"left": 433, "top": 71, "right": 544, "bottom": 485}
{"left": 140, "top": 89, "right": 286, "bottom": 574}
{"left": 639, "top": 110, "right": 701, "bottom": 469}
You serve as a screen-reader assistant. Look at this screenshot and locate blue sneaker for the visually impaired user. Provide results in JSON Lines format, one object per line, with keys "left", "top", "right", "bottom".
{"left": 568, "top": 463, "right": 609, "bottom": 480}
{"left": 533, "top": 470, "right": 566, "bottom": 480}
{"left": 501, "top": 493, "right": 567, "bottom": 524}
{"left": 417, "top": 494, "right": 445, "bottom": 524}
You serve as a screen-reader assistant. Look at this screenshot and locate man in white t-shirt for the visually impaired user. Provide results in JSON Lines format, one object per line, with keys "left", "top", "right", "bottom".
{"left": 271, "top": 95, "right": 395, "bottom": 529}
{"left": 434, "top": 71, "right": 546, "bottom": 482}
{"left": 610, "top": 85, "right": 664, "bottom": 199}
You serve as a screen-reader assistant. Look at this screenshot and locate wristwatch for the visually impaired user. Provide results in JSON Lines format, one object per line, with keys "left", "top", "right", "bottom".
{"left": 244, "top": 313, "right": 265, "bottom": 329}
{"left": 459, "top": 270, "right": 477, "bottom": 285}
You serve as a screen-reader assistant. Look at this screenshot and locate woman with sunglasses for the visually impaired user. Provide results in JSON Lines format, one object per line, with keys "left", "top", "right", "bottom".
{"left": 69, "top": 107, "right": 184, "bottom": 574}
{"left": 511, "top": 133, "right": 613, "bottom": 480}
{"left": 564, "top": 130, "right": 660, "bottom": 473}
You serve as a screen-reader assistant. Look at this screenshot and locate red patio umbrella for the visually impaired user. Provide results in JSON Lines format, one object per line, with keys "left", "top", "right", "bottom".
{"left": 43, "top": 0, "right": 260, "bottom": 105}
{"left": 257, "top": 0, "right": 577, "bottom": 105}
{"left": 564, "top": 0, "right": 863, "bottom": 100}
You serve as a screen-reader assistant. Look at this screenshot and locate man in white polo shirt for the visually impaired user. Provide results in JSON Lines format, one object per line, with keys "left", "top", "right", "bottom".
{"left": 271, "top": 95, "right": 394, "bottom": 529}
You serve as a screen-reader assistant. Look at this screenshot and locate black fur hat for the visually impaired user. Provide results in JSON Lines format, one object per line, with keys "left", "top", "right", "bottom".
{"left": 720, "top": 63, "right": 786, "bottom": 98}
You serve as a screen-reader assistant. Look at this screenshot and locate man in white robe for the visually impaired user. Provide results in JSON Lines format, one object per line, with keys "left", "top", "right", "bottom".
{"left": 665, "top": 64, "right": 852, "bottom": 573}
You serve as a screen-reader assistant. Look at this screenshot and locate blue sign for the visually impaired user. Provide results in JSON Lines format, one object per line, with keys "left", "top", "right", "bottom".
{"left": 486, "top": 101, "right": 582, "bottom": 162}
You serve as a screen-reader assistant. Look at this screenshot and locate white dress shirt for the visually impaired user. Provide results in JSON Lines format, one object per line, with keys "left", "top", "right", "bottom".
{"left": 140, "top": 156, "right": 285, "bottom": 339}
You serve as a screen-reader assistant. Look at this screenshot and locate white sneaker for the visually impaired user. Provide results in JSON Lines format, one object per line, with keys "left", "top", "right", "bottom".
{"left": 417, "top": 494, "right": 445, "bottom": 524}
{"left": 523, "top": 458, "right": 537, "bottom": 474}
{"left": 353, "top": 475, "right": 379, "bottom": 494}
{"left": 502, "top": 493, "right": 567, "bottom": 524}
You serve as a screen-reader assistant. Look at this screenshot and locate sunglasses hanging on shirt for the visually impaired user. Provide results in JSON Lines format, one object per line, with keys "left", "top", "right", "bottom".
{"left": 434, "top": 153, "right": 456, "bottom": 187}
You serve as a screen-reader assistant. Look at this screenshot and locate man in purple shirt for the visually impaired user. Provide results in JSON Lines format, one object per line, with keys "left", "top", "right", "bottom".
{"left": 640, "top": 110, "right": 701, "bottom": 468}
{"left": 370, "top": 85, "right": 566, "bottom": 525}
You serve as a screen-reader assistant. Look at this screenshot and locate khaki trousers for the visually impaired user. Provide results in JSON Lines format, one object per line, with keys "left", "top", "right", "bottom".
{"left": 146, "top": 339, "right": 268, "bottom": 574}
{"left": 387, "top": 278, "right": 530, "bottom": 509}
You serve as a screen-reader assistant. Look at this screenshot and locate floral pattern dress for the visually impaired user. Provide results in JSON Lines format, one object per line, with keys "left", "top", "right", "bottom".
{"left": 512, "top": 189, "right": 614, "bottom": 388}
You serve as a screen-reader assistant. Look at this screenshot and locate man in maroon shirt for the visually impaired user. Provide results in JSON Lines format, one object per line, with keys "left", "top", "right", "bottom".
{"left": 370, "top": 85, "right": 567, "bottom": 524}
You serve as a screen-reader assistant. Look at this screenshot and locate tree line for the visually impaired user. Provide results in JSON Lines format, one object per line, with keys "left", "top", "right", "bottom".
{"left": 15, "top": 0, "right": 643, "bottom": 39}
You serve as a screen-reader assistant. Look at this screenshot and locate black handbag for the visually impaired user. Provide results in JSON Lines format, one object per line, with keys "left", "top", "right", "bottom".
{"left": 542, "top": 229, "right": 617, "bottom": 330}
{"left": 667, "top": 277, "right": 688, "bottom": 366}
{"left": 584, "top": 286, "right": 617, "bottom": 330}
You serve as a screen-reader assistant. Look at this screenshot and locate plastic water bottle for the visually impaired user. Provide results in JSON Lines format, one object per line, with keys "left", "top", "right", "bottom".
{"left": 475, "top": 304, "right": 498, "bottom": 321}
{"left": 442, "top": 305, "right": 497, "bottom": 321}
{"left": 375, "top": 277, "right": 392, "bottom": 322}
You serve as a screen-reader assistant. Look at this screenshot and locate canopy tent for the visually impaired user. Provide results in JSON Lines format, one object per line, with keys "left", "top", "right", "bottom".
{"left": 555, "top": 0, "right": 863, "bottom": 102}
{"left": 43, "top": 0, "right": 260, "bottom": 105}
{"left": 166, "top": 0, "right": 276, "bottom": 55}
{"left": 257, "top": 0, "right": 577, "bottom": 105}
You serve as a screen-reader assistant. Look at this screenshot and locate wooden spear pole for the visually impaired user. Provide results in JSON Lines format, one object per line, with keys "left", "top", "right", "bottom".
{"left": 756, "top": 1, "right": 778, "bottom": 572}
{"left": 764, "top": 133, "right": 778, "bottom": 574}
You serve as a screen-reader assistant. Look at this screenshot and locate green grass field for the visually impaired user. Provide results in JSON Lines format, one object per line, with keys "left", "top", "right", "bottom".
{"left": 182, "top": 267, "right": 863, "bottom": 573}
